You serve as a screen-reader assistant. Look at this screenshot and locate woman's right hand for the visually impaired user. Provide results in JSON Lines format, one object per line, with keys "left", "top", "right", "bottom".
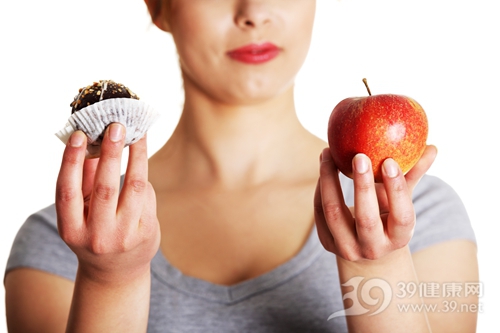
{"left": 55, "top": 123, "right": 160, "bottom": 284}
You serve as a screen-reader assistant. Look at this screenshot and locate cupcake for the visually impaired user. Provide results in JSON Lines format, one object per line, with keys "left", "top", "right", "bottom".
{"left": 70, "top": 80, "right": 139, "bottom": 113}
{"left": 56, "top": 80, "right": 159, "bottom": 158}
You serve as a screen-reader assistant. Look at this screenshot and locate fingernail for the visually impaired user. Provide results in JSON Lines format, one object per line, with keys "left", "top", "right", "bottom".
{"left": 69, "top": 131, "right": 85, "bottom": 147}
{"left": 109, "top": 123, "right": 124, "bottom": 142}
{"left": 353, "top": 154, "right": 369, "bottom": 174}
{"left": 321, "top": 148, "right": 331, "bottom": 162}
{"left": 383, "top": 158, "right": 399, "bottom": 178}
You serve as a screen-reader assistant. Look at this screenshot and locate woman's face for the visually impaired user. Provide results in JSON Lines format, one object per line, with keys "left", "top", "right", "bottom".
{"left": 160, "top": 0, "right": 316, "bottom": 105}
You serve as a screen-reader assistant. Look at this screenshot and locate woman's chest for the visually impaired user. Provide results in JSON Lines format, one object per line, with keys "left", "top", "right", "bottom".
{"left": 154, "top": 184, "right": 316, "bottom": 286}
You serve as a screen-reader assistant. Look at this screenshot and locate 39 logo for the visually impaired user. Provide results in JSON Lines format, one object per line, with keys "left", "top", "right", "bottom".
{"left": 328, "top": 276, "right": 392, "bottom": 320}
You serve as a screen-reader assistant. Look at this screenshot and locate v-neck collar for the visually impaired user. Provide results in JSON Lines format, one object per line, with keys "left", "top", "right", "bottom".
{"left": 150, "top": 225, "right": 324, "bottom": 305}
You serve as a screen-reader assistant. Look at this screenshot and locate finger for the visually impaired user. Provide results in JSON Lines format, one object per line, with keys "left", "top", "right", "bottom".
{"left": 55, "top": 131, "right": 87, "bottom": 233}
{"left": 375, "top": 183, "right": 389, "bottom": 213}
{"left": 352, "top": 154, "right": 386, "bottom": 255}
{"left": 87, "top": 123, "right": 126, "bottom": 225}
{"left": 313, "top": 177, "right": 338, "bottom": 253}
{"left": 319, "top": 148, "right": 357, "bottom": 254}
{"left": 404, "top": 145, "right": 438, "bottom": 192}
{"left": 82, "top": 157, "right": 99, "bottom": 198}
{"left": 382, "top": 158, "right": 415, "bottom": 248}
{"left": 117, "top": 135, "right": 149, "bottom": 227}
{"left": 82, "top": 157, "right": 99, "bottom": 217}
{"left": 376, "top": 145, "right": 437, "bottom": 213}
{"left": 138, "top": 182, "right": 161, "bottom": 247}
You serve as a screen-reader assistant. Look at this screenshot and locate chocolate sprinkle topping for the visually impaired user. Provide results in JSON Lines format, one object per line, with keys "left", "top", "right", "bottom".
{"left": 70, "top": 80, "right": 139, "bottom": 113}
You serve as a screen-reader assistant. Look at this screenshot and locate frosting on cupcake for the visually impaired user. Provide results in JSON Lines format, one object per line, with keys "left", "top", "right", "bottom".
{"left": 70, "top": 80, "right": 139, "bottom": 113}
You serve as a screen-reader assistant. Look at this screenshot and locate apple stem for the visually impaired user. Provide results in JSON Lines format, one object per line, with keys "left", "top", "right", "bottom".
{"left": 362, "top": 78, "right": 372, "bottom": 96}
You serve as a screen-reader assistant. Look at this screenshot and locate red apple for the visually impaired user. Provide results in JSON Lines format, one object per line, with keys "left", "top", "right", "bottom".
{"left": 327, "top": 79, "right": 428, "bottom": 183}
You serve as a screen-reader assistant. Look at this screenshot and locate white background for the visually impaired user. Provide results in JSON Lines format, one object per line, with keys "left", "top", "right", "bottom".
{"left": 0, "top": 0, "right": 498, "bottom": 331}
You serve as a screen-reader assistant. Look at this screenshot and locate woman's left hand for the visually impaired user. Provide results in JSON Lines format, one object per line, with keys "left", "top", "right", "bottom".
{"left": 314, "top": 145, "right": 437, "bottom": 262}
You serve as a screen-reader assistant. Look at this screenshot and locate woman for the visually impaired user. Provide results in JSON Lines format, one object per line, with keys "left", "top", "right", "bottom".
{"left": 5, "top": 0, "right": 478, "bottom": 332}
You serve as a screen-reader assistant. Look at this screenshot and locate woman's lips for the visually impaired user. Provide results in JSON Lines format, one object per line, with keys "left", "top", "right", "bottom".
{"left": 227, "top": 43, "right": 280, "bottom": 64}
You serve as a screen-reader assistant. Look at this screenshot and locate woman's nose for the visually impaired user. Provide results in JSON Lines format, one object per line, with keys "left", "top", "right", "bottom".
{"left": 234, "top": 0, "right": 272, "bottom": 29}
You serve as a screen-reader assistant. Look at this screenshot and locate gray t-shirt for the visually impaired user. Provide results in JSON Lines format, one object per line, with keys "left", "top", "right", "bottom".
{"left": 5, "top": 174, "right": 476, "bottom": 332}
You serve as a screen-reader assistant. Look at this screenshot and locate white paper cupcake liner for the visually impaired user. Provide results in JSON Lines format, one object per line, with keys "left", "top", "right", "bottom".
{"left": 55, "top": 98, "right": 159, "bottom": 158}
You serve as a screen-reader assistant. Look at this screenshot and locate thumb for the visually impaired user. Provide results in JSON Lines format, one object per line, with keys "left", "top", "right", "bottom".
{"left": 405, "top": 145, "right": 438, "bottom": 192}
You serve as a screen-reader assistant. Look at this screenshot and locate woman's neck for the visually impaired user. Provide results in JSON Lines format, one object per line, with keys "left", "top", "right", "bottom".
{"left": 150, "top": 78, "right": 324, "bottom": 191}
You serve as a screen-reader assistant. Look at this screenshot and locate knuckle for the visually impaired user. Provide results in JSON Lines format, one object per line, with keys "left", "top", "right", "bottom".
{"left": 116, "top": 219, "right": 140, "bottom": 250}
{"left": 126, "top": 178, "right": 147, "bottom": 194}
{"left": 57, "top": 224, "right": 77, "bottom": 245}
{"left": 57, "top": 223, "right": 70, "bottom": 240}
{"left": 355, "top": 179, "right": 373, "bottom": 193}
{"left": 140, "top": 216, "right": 158, "bottom": 237}
{"left": 356, "top": 216, "right": 379, "bottom": 233}
{"left": 88, "top": 235, "right": 111, "bottom": 255}
{"left": 396, "top": 212, "right": 416, "bottom": 228}
{"left": 322, "top": 202, "right": 345, "bottom": 222}
{"left": 391, "top": 180, "right": 407, "bottom": 193}
{"left": 391, "top": 237, "right": 410, "bottom": 249}
{"left": 120, "top": 232, "right": 137, "bottom": 252}
{"left": 56, "top": 186, "right": 78, "bottom": 203}
{"left": 313, "top": 201, "right": 324, "bottom": 217}
{"left": 339, "top": 246, "right": 360, "bottom": 262}
{"left": 361, "top": 247, "right": 382, "bottom": 260}
{"left": 93, "top": 183, "right": 116, "bottom": 201}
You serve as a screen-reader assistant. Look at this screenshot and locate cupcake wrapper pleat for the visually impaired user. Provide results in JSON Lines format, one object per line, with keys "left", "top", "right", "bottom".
{"left": 55, "top": 98, "right": 159, "bottom": 158}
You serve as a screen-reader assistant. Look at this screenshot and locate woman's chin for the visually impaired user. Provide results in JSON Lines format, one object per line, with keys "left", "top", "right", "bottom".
{"left": 213, "top": 80, "right": 295, "bottom": 106}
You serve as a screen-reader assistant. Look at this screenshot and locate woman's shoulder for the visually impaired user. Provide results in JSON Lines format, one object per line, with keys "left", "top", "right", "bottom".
{"left": 5, "top": 204, "right": 78, "bottom": 281}
{"left": 410, "top": 174, "right": 476, "bottom": 252}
